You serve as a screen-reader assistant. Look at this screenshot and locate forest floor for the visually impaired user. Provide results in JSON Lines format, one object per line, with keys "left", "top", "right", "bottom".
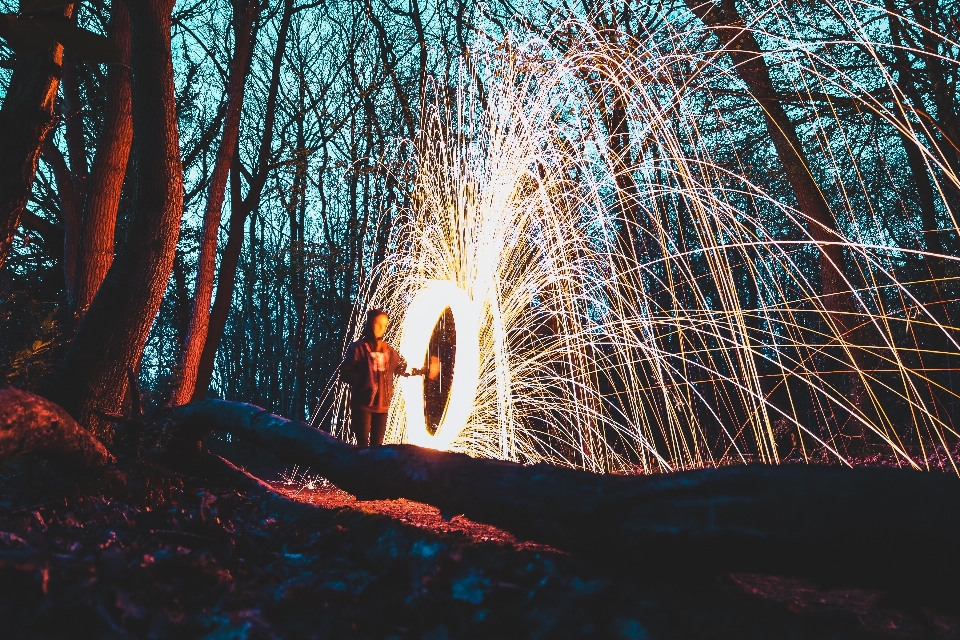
{"left": 1, "top": 450, "right": 958, "bottom": 639}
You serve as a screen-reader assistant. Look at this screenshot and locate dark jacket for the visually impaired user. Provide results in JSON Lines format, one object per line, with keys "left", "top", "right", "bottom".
{"left": 340, "top": 340, "right": 407, "bottom": 412}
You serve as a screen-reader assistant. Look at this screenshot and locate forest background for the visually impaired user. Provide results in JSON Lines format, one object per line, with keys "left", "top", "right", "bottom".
{"left": 3, "top": 0, "right": 960, "bottom": 463}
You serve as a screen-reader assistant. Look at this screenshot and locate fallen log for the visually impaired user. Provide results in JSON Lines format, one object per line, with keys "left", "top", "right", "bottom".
{"left": 175, "top": 399, "right": 960, "bottom": 597}
{"left": 0, "top": 386, "right": 112, "bottom": 468}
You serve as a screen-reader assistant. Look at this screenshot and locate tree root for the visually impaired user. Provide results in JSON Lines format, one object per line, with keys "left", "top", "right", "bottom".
{"left": 173, "top": 399, "right": 960, "bottom": 599}
{"left": 3, "top": 390, "right": 957, "bottom": 602}
{"left": 0, "top": 386, "right": 112, "bottom": 468}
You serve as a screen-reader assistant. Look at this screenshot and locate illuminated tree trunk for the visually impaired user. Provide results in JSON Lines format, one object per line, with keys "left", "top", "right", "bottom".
{"left": 169, "top": 0, "right": 257, "bottom": 406}
{"left": 74, "top": 0, "right": 133, "bottom": 318}
{"left": 57, "top": 20, "right": 93, "bottom": 310}
{"left": 48, "top": 0, "right": 184, "bottom": 433}
{"left": 0, "top": 5, "right": 72, "bottom": 269}
{"left": 192, "top": 0, "right": 294, "bottom": 402}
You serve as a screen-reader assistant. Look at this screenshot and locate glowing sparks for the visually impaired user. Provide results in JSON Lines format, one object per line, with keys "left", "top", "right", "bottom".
{"left": 327, "top": 5, "right": 960, "bottom": 474}
{"left": 399, "top": 280, "right": 481, "bottom": 450}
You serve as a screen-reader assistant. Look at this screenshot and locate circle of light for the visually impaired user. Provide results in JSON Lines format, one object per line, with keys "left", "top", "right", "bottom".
{"left": 398, "top": 280, "right": 481, "bottom": 451}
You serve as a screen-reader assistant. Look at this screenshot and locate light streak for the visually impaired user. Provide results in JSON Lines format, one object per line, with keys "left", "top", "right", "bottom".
{"left": 329, "top": 4, "right": 960, "bottom": 474}
{"left": 399, "top": 280, "right": 481, "bottom": 450}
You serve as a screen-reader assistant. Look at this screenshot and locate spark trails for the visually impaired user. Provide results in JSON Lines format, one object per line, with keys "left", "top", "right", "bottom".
{"left": 333, "top": 4, "right": 960, "bottom": 474}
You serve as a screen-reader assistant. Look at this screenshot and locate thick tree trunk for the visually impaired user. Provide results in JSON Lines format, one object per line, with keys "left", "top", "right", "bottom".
{"left": 5, "top": 388, "right": 958, "bottom": 597}
{"left": 174, "top": 399, "right": 960, "bottom": 593}
{"left": 74, "top": 0, "right": 133, "bottom": 318}
{"left": 48, "top": 0, "right": 184, "bottom": 434}
{"left": 0, "top": 386, "right": 111, "bottom": 468}
{"left": 0, "top": 6, "right": 72, "bottom": 269}
{"left": 169, "top": 0, "right": 256, "bottom": 406}
{"left": 192, "top": 0, "right": 294, "bottom": 401}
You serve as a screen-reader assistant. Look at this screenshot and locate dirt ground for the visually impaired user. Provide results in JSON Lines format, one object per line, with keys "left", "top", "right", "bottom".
{"left": 1, "top": 453, "right": 958, "bottom": 639}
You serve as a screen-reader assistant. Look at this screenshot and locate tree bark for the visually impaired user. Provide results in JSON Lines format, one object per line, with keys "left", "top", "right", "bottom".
{"left": 0, "top": 386, "right": 111, "bottom": 468}
{"left": 48, "top": 0, "right": 184, "bottom": 434}
{"left": 590, "top": 80, "right": 644, "bottom": 262}
{"left": 169, "top": 0, "right": 257, "bottom": 406}
{"left": 74, "top": 0, "right": 133, "bottom": 318}
{"left": 191, "top": 159, "right": 246, "bottom": 401}
{"left": 0, "top": 5, "right": 72, "bottom": 269}
{"left": 174, "top": 399, "right": 960, "bottom": 594}
{"left": 191, "top": 0, "right": 294, "bottom": 402}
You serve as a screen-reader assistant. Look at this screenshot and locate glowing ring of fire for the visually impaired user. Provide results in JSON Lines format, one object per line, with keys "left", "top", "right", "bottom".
{"left": 398, "top": 280, "right": 480, "bottom": 450}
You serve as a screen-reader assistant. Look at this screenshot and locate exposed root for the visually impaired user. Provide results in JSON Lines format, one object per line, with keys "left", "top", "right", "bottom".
{"left": 0, "top": 386, "right": 112, "bottom": 468}
{"left": 175, "top": 398, "right": 960, "bottom": 601}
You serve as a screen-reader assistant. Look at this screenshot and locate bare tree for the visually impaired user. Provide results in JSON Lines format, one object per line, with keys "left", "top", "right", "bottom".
{"left": 191, "top": 0, "right": 296, "bottom": 402}
{"left": 49, "top": 0, "right": 185, "bottom": 432}
{"left": 73, "top": 0, "right": 133, "bottom": 317}
{"left": 0, "top": 5, "right": 73, "bottom": 269}
{"left": 169, "top": 0, "right": 259, "bottom": 406}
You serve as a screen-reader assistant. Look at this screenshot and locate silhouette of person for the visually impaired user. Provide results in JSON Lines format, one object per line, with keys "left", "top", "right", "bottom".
{"left": 340, "top": 309, "right": 419, "bottom": 446}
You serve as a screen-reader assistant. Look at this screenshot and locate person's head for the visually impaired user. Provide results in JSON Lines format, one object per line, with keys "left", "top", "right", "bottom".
{"left": 364, "top": 308, "right": 390, "bottom": 341}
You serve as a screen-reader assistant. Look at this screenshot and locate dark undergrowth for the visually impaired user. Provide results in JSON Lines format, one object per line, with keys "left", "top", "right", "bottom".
{"left": 1, "top": 433, "right": 958, "bottom": 639}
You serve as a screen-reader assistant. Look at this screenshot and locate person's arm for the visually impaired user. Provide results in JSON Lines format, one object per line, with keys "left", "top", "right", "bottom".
{"left": 339, "top": 343, "right": 359, "bottom": 382}
{"left": 393, "top": 347, "right": 413, "bottom": 376}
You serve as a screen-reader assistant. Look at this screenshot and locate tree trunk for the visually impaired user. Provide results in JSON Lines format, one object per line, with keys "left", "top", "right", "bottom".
{"left": 685, "top": 0, "right": 849, "bottom": 307}
{"left": 0, "top": 386, "right": 111, "bottom": 468}
{"left": 684, "top": 0, "right": 871, "bottom": 450}
{"left": 192, "top": 157, "right": 248, "bottom": 402}
{"left": 61, "top": 53, "right": 88, "bottom": 208}
{"left": 47, "top": 0, "right": 184, "bottom": 434}
{"left": 74, "top": 0, "right": 133, "bottom": 318}
{"left": 192, "top": 0, "right": 294, "bottom": 402}
{"left": 174, "top": 399, "right": 960, "bottom": 595}
{"left": 41, "top": 139, "right": 81, "bottom": 300}
{"left": 589, "top": 78, "right": 644, "bottom": 262}
{"left": 287, "top": 102, "right": 309, "bottom": 418}
{"left": 5, "top": 388, "right": 959, "bottom": 599}
{"left": 169, "top": 0, "right": 257, "bottom": 406}
{"left": 0, "top": 5, "right": 72, "bottom": 269}
{"left": 885, "top": 3, "right": 948, "bottom": 284}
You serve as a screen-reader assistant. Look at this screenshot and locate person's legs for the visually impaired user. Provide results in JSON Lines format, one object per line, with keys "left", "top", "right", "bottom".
{"left": 352, "top": 405, "right": 373, "bottom": 447}
{"left": 370, "top": 412, "right": 388, "bottom": 446}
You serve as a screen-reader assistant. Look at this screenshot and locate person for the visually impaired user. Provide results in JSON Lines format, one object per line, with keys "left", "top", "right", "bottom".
{"left": 340, "top": 309, "right": 420, "bottom": 447}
